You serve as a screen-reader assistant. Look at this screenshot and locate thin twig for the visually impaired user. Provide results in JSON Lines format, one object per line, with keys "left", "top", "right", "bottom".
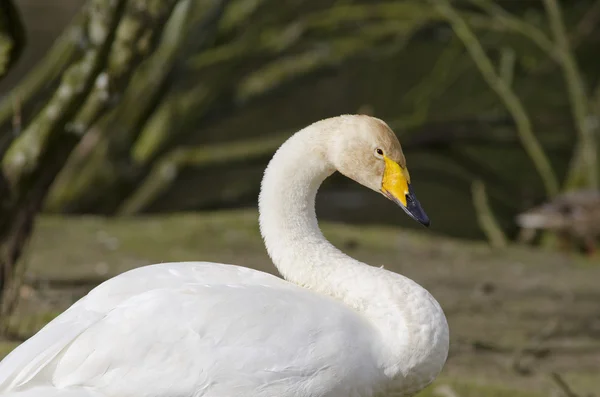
{"left": 550, "top": 372, "right": 581, "bottom": 397}
{"left": 10, "top": 93, "right": 20, "bottom": 136}
{"left": 499, "top": 47, "right": 515, "bottom": 87}
{"left": 530, "top": 0, "right": 600, "bottom": 73}
{"left": 511, "top": 319, "right": 559, "bottom": 375}
{"left": 543, "top": 0, "right": 597, "bottom": 190}
{"left": 467, "top": 0, "right": 558, "bottom": 59}
{"left": 471, "top": 179, "right": 507, "bottom": 248}
{"left": 430, "top": 0, "right": 559, "bottom": 197}
{"left": 569, "top": 0, "right": 600, "bottom": 49}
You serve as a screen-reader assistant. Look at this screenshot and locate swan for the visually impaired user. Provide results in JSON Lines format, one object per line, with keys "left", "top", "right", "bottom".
{"left": 0, "top": 115, "right": 449, "bottom": 397}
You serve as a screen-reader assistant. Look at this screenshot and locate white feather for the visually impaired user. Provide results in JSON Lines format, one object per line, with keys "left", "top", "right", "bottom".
{"left": 0, "top": 116, "right": 449, "bottom": 397}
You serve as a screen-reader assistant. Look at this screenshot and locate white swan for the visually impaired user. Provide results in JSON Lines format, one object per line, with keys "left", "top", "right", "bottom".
{"left": 0, "top": 115, "right": 449, "bottom": 397}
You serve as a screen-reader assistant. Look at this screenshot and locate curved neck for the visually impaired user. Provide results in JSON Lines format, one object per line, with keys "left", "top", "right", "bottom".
{"left": 258, "top": 127, "right": 348, "bottom": 289}
{"left": 259, "top": 127, "right": 448, "bottom": 390}
{"left": 258, "top": 125, "right": 449, "bottom": 393}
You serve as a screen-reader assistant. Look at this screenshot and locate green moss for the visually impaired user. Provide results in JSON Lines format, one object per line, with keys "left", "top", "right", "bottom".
{"left": 419, "top": 378, "right": 544, "bottom": 397}
{"left": 0, "top": 35, "right": 13, "bottom": 77}
{"left": 0, "top": 341, "right": 20, "bottom": 359}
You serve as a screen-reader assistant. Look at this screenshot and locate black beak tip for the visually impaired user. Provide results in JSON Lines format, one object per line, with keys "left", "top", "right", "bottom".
{"left": 410, "top": 207, "right": 430, "bottom": 228}
{"left": 405, "top": 185, "right": 430, "bottom": 228}
{"left": 382, "top": 186, "right": 431, "bottom": 227}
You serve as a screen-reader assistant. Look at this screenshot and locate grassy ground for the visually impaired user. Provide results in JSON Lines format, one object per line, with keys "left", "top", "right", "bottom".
{"left": 3, "top": 210, "right": 599, "bottom": 396}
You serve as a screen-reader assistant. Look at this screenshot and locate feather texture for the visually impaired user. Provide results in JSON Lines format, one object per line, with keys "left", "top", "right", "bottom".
{"left": 0, "top": 116, "right": 449, "bottom": 397}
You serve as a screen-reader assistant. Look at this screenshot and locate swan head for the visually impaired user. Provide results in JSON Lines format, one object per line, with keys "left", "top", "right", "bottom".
{"left": 328, "top": 115, "right": 430, "bottom": 227}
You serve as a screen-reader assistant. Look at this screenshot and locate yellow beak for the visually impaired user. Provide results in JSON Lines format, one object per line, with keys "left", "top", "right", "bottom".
{"left": 381, "top": 156, "right": 430, "bottom": 227}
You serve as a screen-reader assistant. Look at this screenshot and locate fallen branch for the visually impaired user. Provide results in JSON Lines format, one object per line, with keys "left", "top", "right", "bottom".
{"left": 511, "top": 320, "right": 559, "bottom": 375}
{"left": 550, "top": 372, "right": 582, "bottom": 397}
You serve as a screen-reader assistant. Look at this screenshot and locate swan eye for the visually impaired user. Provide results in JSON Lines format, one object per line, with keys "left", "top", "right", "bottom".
{"left": 375, "top": 148, "right": 384, "bottom": 157}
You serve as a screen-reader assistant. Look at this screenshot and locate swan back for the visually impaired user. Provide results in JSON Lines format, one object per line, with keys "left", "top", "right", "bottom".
{"left": 0, "top": 115, "right": 449, "bottom": 397}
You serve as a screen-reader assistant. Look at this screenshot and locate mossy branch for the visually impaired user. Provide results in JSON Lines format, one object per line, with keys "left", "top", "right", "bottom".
{"left": 127, "top": 18, "right": 428, "bottom": 210}
{"left": 543, "top": 0, "right": 598, "bottom": 190}
{"left": 189, "top": 2, "right": 537, "bottom": 73}
{"left": 218, "top": 0, "right": 273, "bottom": 36}
{"left": 189, "top": 5, "right": 431, "bottom": 71}
{"left": 0, "top": 0, "right": 25, "bottom": 80}
{"left": 402, "top": 35, "right": 469, "bottom": 128}
{"left": 534, "top": 0, "right": 600, "bottom": 73}
{"left": 469, "top": 0, "right": 598, "bottom": 190}
{"left": 467, "top": 0, "right": 558, "bottom": 59}
{"left": 236, "top": 22, "right": 420, "bottom": 103}
{"left": 471, "top": 179, "right": 507, "bottom": 249}
{"left": 0, "top": 0, "right": 127, "bottom": 321}
{"left": 430, "top": 0, "right": 559, "bottom": 197}
{"left": 0, "top": 10, "right": 85, "bottom": 140}
{"left": 1, "top": 0, "right": 125, "bottom": 187}
{"left": 54, "top": 7, "right": 426, "bottom": 213}
{"left": 499, "top": 47, "right": 516, "bottom": 87}
{"left": 131, "top": 83, "right": 217, "bottom": 166}
{"left": 593, "top": 82, "right": 600, "bottom": 115}
{"left": 119, "top": 134, "right": 287, "bottom": 215}
{"left": 46, "top": 0, "right": 214, "bottom": 212}
{"left": 70, "top": 0, "right": 184, "bottom": 136}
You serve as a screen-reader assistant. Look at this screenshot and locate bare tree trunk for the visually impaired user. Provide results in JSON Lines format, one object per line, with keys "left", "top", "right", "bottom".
{"left": 0, "top": 0, "right": 25, "bottom": 79}
{"left": 0, "top": 0, "right": 185, "bottom": 322}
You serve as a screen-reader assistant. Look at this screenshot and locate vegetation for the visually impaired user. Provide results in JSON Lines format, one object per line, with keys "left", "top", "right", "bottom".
{"left": 0, "top": 0, "right": 599, "bottom": 325}
{"left": 0, "top": 0, "right": 24, "bottom": 78}
{"left": 0, "top": 1, "right": 599, "bottom": 394}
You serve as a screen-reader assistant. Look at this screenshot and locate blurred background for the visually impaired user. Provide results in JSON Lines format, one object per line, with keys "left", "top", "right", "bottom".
{"left": 0, "top": 0, "right": 599, "bottom": 396}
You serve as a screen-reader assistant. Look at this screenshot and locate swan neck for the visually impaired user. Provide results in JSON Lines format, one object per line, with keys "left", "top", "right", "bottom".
{"left": 258, "top": 124, "right": 449, "bottom": 394}
{"left": 258, "top": 127, "right": 342, "bottom": 284}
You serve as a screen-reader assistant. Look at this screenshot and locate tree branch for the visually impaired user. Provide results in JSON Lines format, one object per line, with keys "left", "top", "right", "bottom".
{"left": 429, "top": 0, "right": 559, "bottom": 197}
{"left": 0, "top": 0, "right": 25, "bottom": 79}
{"left": 119, "top": 134, "right": 286, "bottom": 215}
{"left": 0, "top": 0, "right": 127, "bottom": 320}
{"left": 543, "top": 0, "right": 598, "bottom": 190}
{"left": 467, "top": 0, "right": 558, "bottom": 60}
{"left": 0, "top": 10, "right": 85, "bottom": 150}
{"left": 46, "top": 0, "right": 224, "bottom": 213}
{"left": 471, "top": 179, "right": 508, "bottom": 248}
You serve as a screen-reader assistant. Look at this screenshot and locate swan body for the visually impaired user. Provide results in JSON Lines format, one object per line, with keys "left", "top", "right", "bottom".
{"left": 0, "top": 115, "right": 449, "bottom": 397}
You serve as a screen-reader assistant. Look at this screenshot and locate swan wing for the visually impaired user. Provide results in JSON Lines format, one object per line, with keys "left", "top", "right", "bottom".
{"left": 0, "top": 302, "right": 104, "bottom": 391}
{"left": 0, "top": 262, "right": 282, "bottom": 392}
{"left": 0, "top": 262, "right": 379, "bottom": 397}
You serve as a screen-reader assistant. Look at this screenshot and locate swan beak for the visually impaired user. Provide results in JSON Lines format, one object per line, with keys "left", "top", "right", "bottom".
{"left": 381, "top": 157, "right": 430, "bottom": 227}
